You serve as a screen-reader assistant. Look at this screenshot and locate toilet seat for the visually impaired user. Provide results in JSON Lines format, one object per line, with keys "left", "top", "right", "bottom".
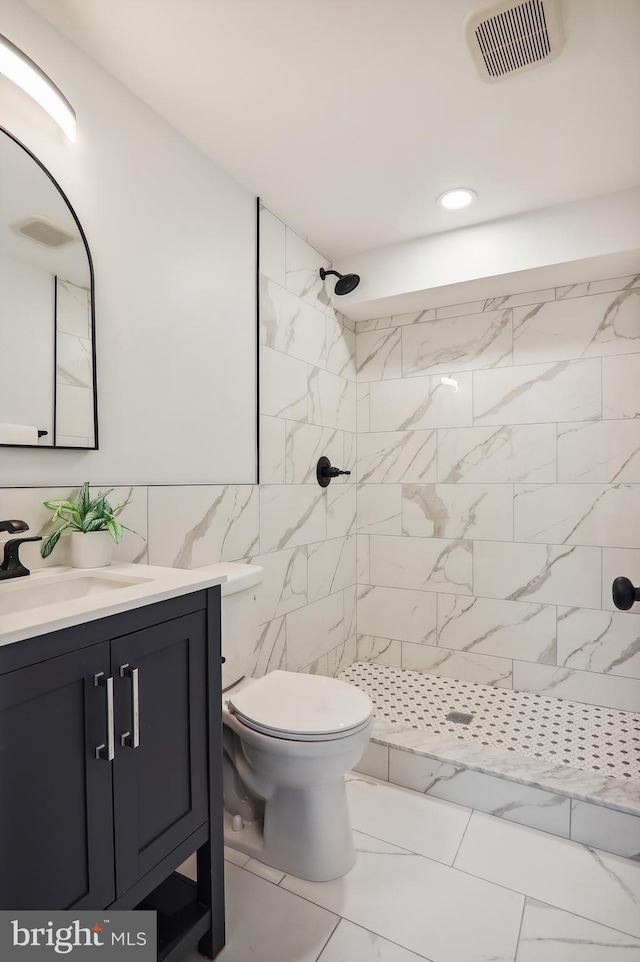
{"left": 226, "top": 670, "right": 373, "bottom": 742}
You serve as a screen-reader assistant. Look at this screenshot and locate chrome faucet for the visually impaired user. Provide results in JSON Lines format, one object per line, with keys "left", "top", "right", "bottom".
{"left": 0, "top": 520, "right": 42, "bottom": 581}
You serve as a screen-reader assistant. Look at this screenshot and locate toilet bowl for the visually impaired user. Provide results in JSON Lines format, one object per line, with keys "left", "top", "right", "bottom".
{"left": 198, "top": 562, "right": 373, "bottom": 881}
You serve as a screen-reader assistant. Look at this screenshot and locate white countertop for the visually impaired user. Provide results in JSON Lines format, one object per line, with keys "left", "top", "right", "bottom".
{"left": 0, "top": 563, "right": 226, "bottom": 647}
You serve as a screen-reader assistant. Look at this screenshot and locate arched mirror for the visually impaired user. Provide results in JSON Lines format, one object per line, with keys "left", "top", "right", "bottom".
{"left": 0, "top": 126, "right": 96, "bottom": 448}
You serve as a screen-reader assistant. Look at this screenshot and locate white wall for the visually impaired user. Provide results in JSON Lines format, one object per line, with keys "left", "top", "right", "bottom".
{"left": 0, "top": 0, "right": 257, "bottom": 486}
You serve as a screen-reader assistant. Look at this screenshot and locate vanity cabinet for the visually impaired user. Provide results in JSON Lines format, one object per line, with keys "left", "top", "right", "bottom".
{"left": 0, "top": 586, "right": 224, "bottom": 961}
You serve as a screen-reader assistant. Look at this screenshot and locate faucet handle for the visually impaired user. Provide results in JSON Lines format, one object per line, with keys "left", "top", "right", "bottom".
{"left": 0, "top": 519, "right": 29, "bottom": 534}
{"left": 0, "top": 535, "right": 43, "bottom": 577}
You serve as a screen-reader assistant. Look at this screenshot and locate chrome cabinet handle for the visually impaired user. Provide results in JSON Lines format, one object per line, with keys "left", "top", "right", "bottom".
{"left": 119, "top": 664, "right": 140, "bottom": 748}
{"left": 94, "top": 673, "right": 115, "bottom": 761}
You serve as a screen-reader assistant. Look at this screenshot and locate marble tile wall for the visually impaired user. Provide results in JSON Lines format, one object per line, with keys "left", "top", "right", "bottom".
{"left": 0, "top": 205, "right": 357, "bottom": 681}
{"left": 354, "top": 273, "right": 640, "bottom": 711}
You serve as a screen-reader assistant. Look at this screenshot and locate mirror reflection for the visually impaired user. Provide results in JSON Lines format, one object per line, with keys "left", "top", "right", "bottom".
{"left": 0, "top": 127, "right": 96, "bottom": 448}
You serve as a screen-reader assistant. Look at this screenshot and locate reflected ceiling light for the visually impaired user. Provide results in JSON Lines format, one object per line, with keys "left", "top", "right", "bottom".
{"left": 440, "top": 376, "right": 459, "bottom": 392}
{"left": 437, "top": 188, "right": 477, "bottom": 210}
{"left": 0, "top": 34, "right": 76, "bottom": 140}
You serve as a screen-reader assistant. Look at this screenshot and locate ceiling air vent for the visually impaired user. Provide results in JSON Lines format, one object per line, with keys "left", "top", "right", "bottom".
{"left": 10, "top": 216, "right": 79, "bottom": 248}
{"left": 465, "top": 0, "right": 565, "bottom": 82}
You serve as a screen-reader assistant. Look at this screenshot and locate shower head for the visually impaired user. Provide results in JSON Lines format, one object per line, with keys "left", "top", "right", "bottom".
{"left": 319, "top": 268, "right": 360, "bottom": 296}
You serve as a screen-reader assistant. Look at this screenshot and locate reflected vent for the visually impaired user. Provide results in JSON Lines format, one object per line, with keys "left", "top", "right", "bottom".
{"left": 465, "top": 0, "right": 565, "bottom": 81}
{"left": 11, "top": 216, "right": 78, "bottom": 248}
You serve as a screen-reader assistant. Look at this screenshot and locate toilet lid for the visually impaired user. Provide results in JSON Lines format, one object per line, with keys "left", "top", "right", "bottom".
{"left": 227, "top": 670, "right": 373, "bottom": 740}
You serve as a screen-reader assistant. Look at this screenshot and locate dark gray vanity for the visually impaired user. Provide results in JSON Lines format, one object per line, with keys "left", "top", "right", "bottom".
{"left": 0, "top": 566, "right": 226, "bottom": 961}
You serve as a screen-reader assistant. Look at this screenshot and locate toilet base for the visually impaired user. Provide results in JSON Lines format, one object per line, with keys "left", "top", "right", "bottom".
{"left": 223, "top": 775, "right": 356, "bottom": 881}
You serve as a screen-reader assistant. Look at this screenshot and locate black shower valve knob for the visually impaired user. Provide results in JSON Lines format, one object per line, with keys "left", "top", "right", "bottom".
{"left": 612, "top": 576, "right": 640, "bottom": 611}
{"left": 316, "top": 455, "right": 351, "bottom": 487}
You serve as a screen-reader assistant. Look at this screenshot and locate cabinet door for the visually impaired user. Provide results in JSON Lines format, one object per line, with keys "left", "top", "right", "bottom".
{"left": 111, "top": 612, "right": 208, "bottom": 896}
{"left": 0, "top": 643, "right": 115, "bottom": 910}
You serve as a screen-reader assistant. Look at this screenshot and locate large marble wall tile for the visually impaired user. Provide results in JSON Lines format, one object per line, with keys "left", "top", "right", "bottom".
{"left": 284, "top": 226, "right": 331, "bottom": 311}
{"left": 436, "top": 290, "right": 554, "bottom": 319}
{"left": 603, "top": 354, "right": 640, "bottom": 419}
{"left": 474, "top": 359, "right": 601, "bottom": 425}
{"left": 308, "top": 367, "right": 356, "bottom": 432}
{"left": 353, "top": 741, "right": 390, "bottom": 780}
{"left": 326, "top": 634, "right": 357, "bottom": 678}
{"left": 389, "top": 751, "right": 570, "bottom": 837}
{"left": 556, "top": 273, "right": 640, "bottom": 300}
{"left": 57, "top": 332, "right": 92, "bottom": 389}
{"left": 357, "top": 535, "right": 370, "bottom": 583}
{"left": 285, "top": 422, "right": 343, "bottom": 483}
{"left": 252, "top": 617, "right": 287, "bottom": 677}
{"left": 307, "top": 535, "right": 356, "bottom": 602}
{"left": 357, "top": 430, "right": 437, "bottom": 483}
{"left": 344, "top": 584, "right": 356, "bottom": 640}
{"left": 474, "top": 541, "right": 601, "bottom": 609}
{"left": 356, "top": 308, "right": 436, "bottom": 332}
{"left": 4, "top": 485, "right": 148, "bottom": 570}
{"left": 357, "top": 382, "right": 370, "bottom": 431}
{"left": 370, "top": 374, "right": 473, "bottom": 432}
{"left": 56, "top": 279, "right": 90, "bottom": 337}
{"left": 602, "top": 548, "right": 640, "bottom": 614}
{"left": 357, "top": 484, "right": 402, "bottom": 535}
{"left": 437, "top": 423, "right": 556, "bottom": 483}
{"left": 342, "top": 430, "right": 356, "bottom": 482}
{"left": 516, "top": 898, "right": 640, "bottom": 961}
{"left": 327, "top": 483, "right": 356, "bottom": 539}
{"left": 511, "top": 661, "right": 640, "bottom": 711}
{"left": 402, "top": 483, "right": 513, "bottom": 541}
{"left": 259, "top": 415, "right": 286, "bottom": 483}
{"left": 56, "top": 384, "right": 94, "bottom": 439}
{"left": 148, "top": 485, "right": 259, "bottom": 567}
{"left": 513, "top": 288, "right": 640, "bottom": 364}
{"left": 250, "top": 545, "right": 307, "bottom": 625}
{"left": 326, "top": 315, "right": 356, "bottom": 381}
{"left": 438, "top": 595, "right": 556, "bottom": 663}
{"left": 455, "top": 812, "right": 640, "bottom": 938}
{"left": 401, "top": 642, "right": 512, "bottom": 686}
{"left": 285, "top": 591, "right": 345, "bottom": 671}
{"left": 258, "top": 207, "right": 286, "bottom": 286}
{"left": 514, "top": 482, "right": 640, "bottom": 548}
{"left": 259, "top": 484, "right": 325, "bottom": 553}
{"left": 260, "top": 277, "right": 327, "bottom": 368}
{"left": 356, "top": 328, "right": 402, "bottom": 381}
{"left": 260, "top": 346, "right": 308, "bottom": 421}
{"left": 357, "top": 584, "right": 437, "bottom": 645}
{"left": 570, "top": 801, "right": 640, "bottom": 859}
{"left": 402, "top": 309, "right": 512, "bottom": 377}
{"left": 356, "top": 635, "right": 402, "bottom": 667}
{"left": 369, "top": 535, "right": 473, "bottom": 594}
{"left": 558, "top": 420, "right": 640, "bottom": 482}
{"left": 557, "top": 607, "right": 640, "bottom": 679}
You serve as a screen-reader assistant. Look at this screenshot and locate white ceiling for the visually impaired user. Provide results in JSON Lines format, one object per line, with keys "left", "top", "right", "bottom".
{"left": 23, "top": 0, "right": 640, "bottom": 260}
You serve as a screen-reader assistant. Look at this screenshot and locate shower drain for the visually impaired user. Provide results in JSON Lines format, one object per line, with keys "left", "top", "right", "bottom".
{"left": 446, "top": 711, "right": 474, "bottom": 725}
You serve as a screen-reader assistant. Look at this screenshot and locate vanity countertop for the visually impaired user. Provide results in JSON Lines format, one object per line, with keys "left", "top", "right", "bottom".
{"left": 0, "top": 563, "right": 226, "bottom": 647}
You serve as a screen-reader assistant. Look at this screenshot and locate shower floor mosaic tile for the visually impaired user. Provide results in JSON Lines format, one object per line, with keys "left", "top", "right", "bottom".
{"left": 340, "top": 662, "right": 640, "bottom": 783}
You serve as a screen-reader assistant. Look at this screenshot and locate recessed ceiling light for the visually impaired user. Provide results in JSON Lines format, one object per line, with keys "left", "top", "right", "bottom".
{"left": 437, "top": 188, "right": 477, "bottom": 210}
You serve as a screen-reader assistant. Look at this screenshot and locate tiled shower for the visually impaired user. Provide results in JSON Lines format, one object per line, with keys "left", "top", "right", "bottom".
{"left": 2, "top": 204, "right": 639, "bottom": 857}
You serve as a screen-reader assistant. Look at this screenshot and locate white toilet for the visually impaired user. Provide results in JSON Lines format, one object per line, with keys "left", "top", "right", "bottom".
{"left": 200, "top": 562, "right": 373, "bottom": 882}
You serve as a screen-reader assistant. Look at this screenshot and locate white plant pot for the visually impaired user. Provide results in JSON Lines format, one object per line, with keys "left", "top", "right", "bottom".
{"left": 70, "top": 530, "right": 113, "bottom": 568}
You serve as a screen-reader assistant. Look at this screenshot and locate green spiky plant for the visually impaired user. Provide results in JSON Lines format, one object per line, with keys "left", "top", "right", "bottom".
{"left": 40, "top": 482, "right": 133, "bottom": 559}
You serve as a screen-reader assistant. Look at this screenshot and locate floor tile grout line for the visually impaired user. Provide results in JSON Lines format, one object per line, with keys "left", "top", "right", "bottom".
{"left": 313, "top": 915, "right": 342, "bottom": 962}
{"left": 512, "top": 894, "right": 527, "bottom": 962}
{"left": 451, "top": 808, "right": 474, "bottom": 866}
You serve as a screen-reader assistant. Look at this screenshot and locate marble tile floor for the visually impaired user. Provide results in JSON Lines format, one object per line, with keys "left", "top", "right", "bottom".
{"left": 180, "top": 773, "right": 640, "bottom": 962}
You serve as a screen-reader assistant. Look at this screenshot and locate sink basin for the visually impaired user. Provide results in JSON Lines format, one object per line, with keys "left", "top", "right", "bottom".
{"left": 0, "top": 571, "right": 151, "bottom": 617}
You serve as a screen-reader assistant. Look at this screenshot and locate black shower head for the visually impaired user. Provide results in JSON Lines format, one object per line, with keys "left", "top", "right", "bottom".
{"left": 319, "top": 268, "right": 360, "bottom": 296}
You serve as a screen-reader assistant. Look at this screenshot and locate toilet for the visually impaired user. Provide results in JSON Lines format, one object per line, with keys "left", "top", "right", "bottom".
{"left": 200, "top": 561, "right": 373, "bottom": 882}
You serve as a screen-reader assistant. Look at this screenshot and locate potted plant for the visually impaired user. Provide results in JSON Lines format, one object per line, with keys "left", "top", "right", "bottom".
{"left": 41, "top": 482, "right": 132, "bottom": 568}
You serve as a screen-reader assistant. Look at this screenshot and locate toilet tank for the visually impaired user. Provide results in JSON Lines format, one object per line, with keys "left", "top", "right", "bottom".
{"left": 197, "top": 562, "right": 264, "bottom": 689}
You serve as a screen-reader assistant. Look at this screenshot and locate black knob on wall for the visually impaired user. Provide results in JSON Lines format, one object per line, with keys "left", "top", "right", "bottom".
{"left": 316, "top": 456, "right": 351, "bottom": 487}
{"left": 612, "top": 576, "right": 640, "bottom": 610}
